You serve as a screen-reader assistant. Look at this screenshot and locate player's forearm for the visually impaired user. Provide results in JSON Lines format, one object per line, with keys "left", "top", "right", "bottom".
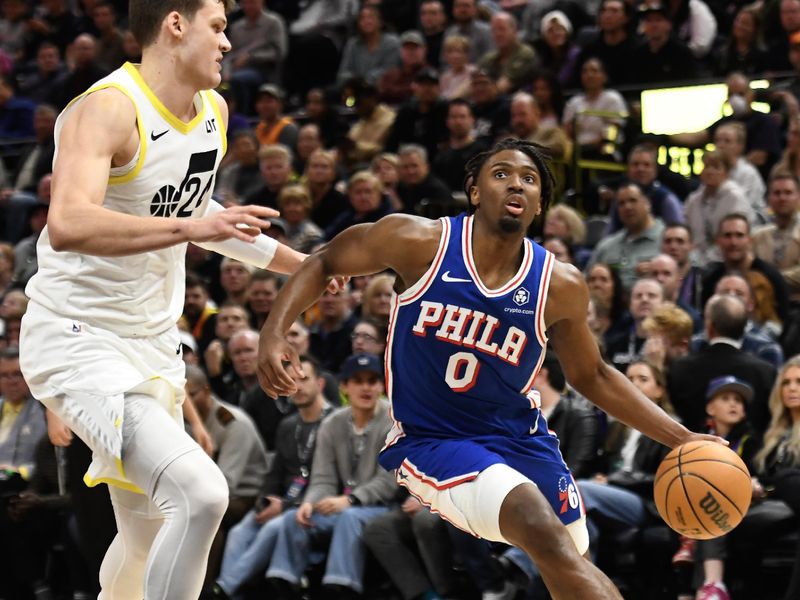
{"left": 48, "top": 202, "right": 193, "bottom": 256}
{"left": 262, "top": 253, "right": 330, "bottom": 335}
{"left": 574, "top": 363, "right": 690, "bottom": 449}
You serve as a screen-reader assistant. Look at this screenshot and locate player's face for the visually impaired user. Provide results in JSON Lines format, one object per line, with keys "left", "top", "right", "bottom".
{"left": 177, "top": 0, "right": 230, "bottom": 90}
{"left": 626, "top": 362, "right": 663, "bottom": 404}
{"left": 342, "top": 372, "right": 384, "bottom": 411}
{"left": 472, "top": 149, "right": 542, "bottom": 234}
{"left": 781, "top": 366, "right": 800, "bottom": 417}
{"left": 706, "top": 392, "right": 746, "bottom": 429}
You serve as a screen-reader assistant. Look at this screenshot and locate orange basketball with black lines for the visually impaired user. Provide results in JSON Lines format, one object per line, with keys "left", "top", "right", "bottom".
{"left": 653, "top": 441, "right": 752, "bottom": 540}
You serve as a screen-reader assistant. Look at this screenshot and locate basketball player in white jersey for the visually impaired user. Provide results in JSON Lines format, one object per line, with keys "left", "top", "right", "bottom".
{"left": 18, "top": 0, "right": 307, "bottom": 598}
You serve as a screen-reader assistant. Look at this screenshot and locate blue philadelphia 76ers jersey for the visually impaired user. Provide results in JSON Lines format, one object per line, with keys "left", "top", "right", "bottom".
{"left": 379, "top": 213, "right": 569, "bottom": 485}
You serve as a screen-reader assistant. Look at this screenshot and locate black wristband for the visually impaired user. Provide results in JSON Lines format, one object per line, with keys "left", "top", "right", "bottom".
{"left": 348, "top": 494, "right": 362, "bottom": 506}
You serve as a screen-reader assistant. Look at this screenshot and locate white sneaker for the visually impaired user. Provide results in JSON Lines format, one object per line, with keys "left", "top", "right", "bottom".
{"left": 482, "top": 581, "right": 517, "bottom": 600}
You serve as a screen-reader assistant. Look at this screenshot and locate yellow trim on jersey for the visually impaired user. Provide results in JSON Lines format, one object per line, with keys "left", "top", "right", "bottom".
{"left": 84, "top": 472, "right": 145, "bottom": 494}
{"left": 206, "top": 90, "right": 227, "bottom": 157}
{"left": 123, "top": 62, "right": 206, "bottom": 134}
{"left": 62, "top": 82, "right": 147, "bottom": 186}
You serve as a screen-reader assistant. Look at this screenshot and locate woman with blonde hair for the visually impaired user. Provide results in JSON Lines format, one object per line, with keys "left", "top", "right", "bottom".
{"left": 543, "top": 203, "right": 591, "bottom": 267}
{"left": 752, "top": 356, "right": 800, "bottom": 600}
{"left": 277, "top": 184, "right": 324, "bottom": 253}
{"left": 361, "top": 273, "right": 395, "bottom": 324}
{"left": 370, "top": 152, "right": 402, "bottom": 211}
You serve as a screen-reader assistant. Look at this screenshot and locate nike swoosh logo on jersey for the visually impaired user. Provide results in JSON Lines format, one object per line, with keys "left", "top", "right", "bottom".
{"left": 441, "top": 271, "right": 471, "bottom": 283}
{"left": 151, "top": 130, "right": 168, "bottom": 141}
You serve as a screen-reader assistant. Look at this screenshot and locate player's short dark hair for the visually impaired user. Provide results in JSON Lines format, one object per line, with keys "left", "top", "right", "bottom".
{"left": 130, "top": 0, "right": 234, "bottom": 48}
{"left": 463, "top": 138, "right": 555, "bottom": 215}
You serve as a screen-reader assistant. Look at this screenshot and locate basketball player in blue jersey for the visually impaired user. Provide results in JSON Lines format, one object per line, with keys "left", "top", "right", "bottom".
{"left": 17, "top": 0, "right": 323, "bottom": 598}
{"left": 258, "top": 139, "right": 723, "bottom": 599}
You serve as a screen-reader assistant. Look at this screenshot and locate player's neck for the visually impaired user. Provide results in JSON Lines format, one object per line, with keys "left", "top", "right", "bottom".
{"left": 137, "top": 56, "right": 200, "bottom": 122}
{"left": 470, "top": 219, "right": 525, "bottom": 285}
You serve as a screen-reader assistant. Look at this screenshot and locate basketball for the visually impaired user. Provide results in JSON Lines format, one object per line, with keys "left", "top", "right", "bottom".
{"left": 653, "top": 441, "right": 752, "bottom": 540}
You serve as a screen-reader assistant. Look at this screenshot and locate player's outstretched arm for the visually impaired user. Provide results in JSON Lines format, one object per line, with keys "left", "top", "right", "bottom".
{"left": 47, "top": 88, "right": 275, "bottom": 257}
{"left": 546, "top": 261, "right": 723, "bottom": 449}
{"left": 258, "top": 214, "right": 439, "bottom": 397}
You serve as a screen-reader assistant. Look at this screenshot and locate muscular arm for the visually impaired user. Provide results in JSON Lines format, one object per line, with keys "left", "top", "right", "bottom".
{"left": 47, "top": 88, "right": 273, "bottom": 256}
{"left": 258, "top": 214, "right": 440, "bottom": 396}
{"left": 546, "top": 261, "right": 693, "bottom": 449}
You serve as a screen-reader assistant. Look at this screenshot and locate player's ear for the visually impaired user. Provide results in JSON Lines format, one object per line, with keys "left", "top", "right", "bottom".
{"left": 166, "top": 11, "right": 184, "bottom": 38}
{"left": 469, "top": 185, "right": 479, "bottom": 208}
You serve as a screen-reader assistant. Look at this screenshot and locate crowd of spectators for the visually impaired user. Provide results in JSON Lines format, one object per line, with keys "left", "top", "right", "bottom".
{"left": 3, "top": 0, "right": 800, "bottom": 599}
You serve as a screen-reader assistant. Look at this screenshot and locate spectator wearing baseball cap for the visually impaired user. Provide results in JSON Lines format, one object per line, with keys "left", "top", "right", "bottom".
{"left": 379, "top": 30, "right": 430, "bottom": 105}
{"left": 629, "top": 1, "right": 698, "bottom": 85}
{"left": 254, "top": 83, "right": 298, "bottom": 150}
{"left": 671, "top": 376, "right": 761, "bottom": 600}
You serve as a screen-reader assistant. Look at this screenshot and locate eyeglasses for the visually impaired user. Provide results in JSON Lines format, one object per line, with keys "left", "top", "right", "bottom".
{"left": 351, "top": 332, "right": 378, "bottom": 343}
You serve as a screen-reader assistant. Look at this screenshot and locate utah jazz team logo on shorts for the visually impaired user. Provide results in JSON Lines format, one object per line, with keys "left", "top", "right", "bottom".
{"left": 150, "top": 149, "right": 218, "bottom": 218}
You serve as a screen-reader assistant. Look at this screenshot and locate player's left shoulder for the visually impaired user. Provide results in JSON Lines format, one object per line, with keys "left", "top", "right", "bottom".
{"left": 545, "top": 260, "right": 589, "bottom": 323}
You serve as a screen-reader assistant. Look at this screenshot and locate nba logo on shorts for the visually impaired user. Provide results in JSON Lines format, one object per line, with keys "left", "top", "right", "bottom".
{"left": 513, "top": 287, "right": 530, "bottom": 306}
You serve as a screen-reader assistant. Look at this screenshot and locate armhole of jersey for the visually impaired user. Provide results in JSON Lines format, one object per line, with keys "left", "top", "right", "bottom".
{"left": 534, "top": 249, "right": 555, "bottom": 346}
{"left": 396, "top": 217, "right": 450, "bottom": 306}
{"left": 205, "top": 90, "right": 227, "bottom": 157}
{"left": 64, "top": 82, "right": 148, "bottom": 186}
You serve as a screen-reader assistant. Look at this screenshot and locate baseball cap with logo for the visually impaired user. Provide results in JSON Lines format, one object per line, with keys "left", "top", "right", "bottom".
{"left": 340, "top": 354, "right": 384, "bottom": 381}
{"left": 705, "top": 375, "right": 754, "bottom": 404}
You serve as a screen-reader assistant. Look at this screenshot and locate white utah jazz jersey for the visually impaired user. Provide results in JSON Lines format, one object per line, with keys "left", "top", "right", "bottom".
{"left": 27, "top": 63, "right": 226, "bottom": 337}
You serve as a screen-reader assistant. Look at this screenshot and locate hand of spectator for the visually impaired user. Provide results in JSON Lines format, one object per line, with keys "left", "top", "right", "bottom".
{"left": 314, "top": 495, "right": 349, "bottom": 515}
{"left": 296, "top": 501, "right": 314, "bottom": 527}
{"left": 204, "top": 340, "right": 225, "bottom": 377}
{"left": 26, "top": 18, "right": 50, "bottom": 35}
{"left": 255, "top": 495, "right": 283, "bottom": 524}
{"left": 642, "top": 335, "right": 666, "bottom": 370}
{"left": 187, "top": 204, "right": 279, "bottom": 245}
{"left": 401, "top": 496, "right": 423, "bottom": 515}
{"left": 46, "top": 410, "right": 73, "bottom": 447}
{"left": 635, "top": 260, "right": 653, "bottom": 277}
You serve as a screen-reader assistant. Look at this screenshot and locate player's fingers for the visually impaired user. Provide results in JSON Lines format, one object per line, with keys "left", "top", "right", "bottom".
{"left": 240, "top": 205, "right": 280, "bottom": 219}
{"left": 231, "top": 227, "right": 261, "bottom": 243}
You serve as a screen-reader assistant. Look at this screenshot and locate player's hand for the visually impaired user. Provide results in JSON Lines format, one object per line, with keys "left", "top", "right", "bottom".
{"left": 188, "top": 205, "right": 279, "bottom": 244}
{"left": 678, "top": 432, "right": 729, "bottom": 448}
{"left": 296, "top": 502, "right": 314, "bottom": 527}
{"left": 314, "top": 496, "right": 349, "bottom": 515}
{"left": 46, "top": 410, "right": 73, "bottom": 447}
{"left": 326, "top": 276, "right": 349, "bottom": 294}
{"left": 257, "top": 331, "right": 303, "bottom": 399}
{"left": 751, "top": 477, "right": 767, "bottom": 499}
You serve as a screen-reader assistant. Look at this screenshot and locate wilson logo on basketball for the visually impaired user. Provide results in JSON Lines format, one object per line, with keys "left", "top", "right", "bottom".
{"left": 698, "top": 492, "right": 733, "bottom": 533}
